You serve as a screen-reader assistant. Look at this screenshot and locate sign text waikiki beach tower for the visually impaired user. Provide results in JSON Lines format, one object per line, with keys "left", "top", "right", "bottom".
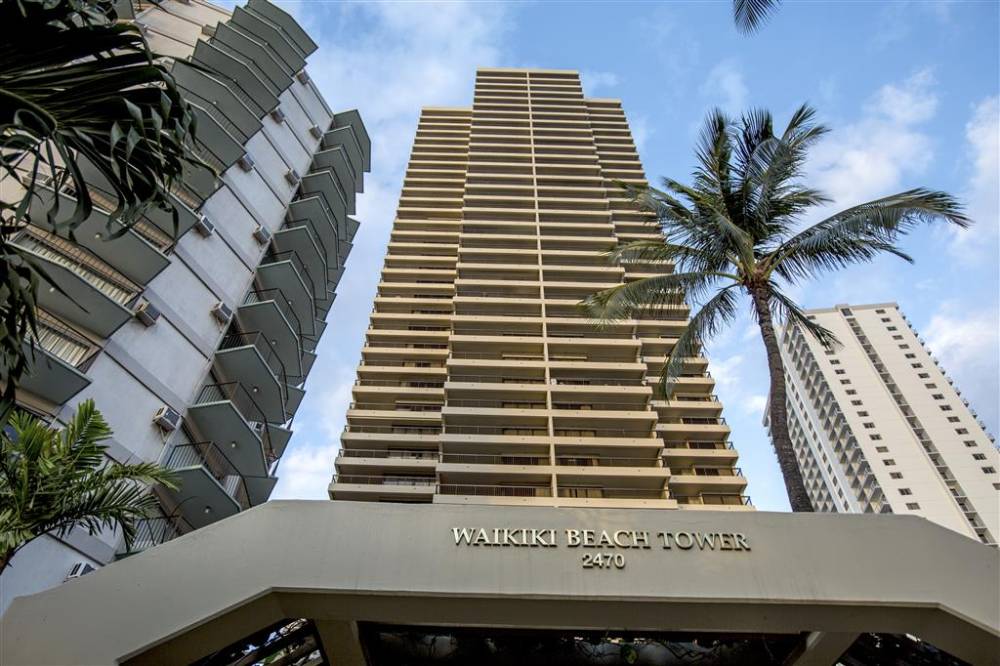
{"left": 332, "top": 68, "right": 749, "bottom": 509}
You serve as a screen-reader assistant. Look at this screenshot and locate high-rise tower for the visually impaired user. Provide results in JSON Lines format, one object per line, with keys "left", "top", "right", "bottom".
{"left": 768, "top": 302, "right": 998, "bottom": 543}
{"left": 330, "top": 68, "right": 748, "bottom": 509}
{"left": 1, "top": 0, "right": 368, "bottom": 612}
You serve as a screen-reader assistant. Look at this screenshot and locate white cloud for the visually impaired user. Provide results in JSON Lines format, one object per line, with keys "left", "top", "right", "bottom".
{"left": 581, "top": 70, "right": 619, "bottom": 96}
{"left": 950, "top": 96, "right": 999, "bottom": 257}
{"left": 708, "top": 354, "right": 744, "bottom": 389}
{"left": 808, "top": 69, "right": 937, "bottom": 211}
{"left": 628, "top": 112, "right": 652, "bottom": 155}
{"left": 269, "top": 1, "right": 515, "bottom": 500}
{"left": 741, "top": 394, "right": 768, "bottom": 415}
{"left": 699, "top": 59, "right": 747, "bottom": 114}
{"left": 923, "top": 305, "right": 1000, "bottom": 435}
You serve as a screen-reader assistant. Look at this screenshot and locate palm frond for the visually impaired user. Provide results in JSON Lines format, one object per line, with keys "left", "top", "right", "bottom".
{"left": 733, "top": 0, "right": 782, "bottom": 34}
{"left": 580, "top": 271, "right": 726, "bottom": 323}
{"left": 770, "top": 188, "right": 969, "bottom": 282}
{"left": 767, "top": 286, "right": 839, "bottom": 348}
{"left": 658, "top": 286, "right": 741, "bottom": 396}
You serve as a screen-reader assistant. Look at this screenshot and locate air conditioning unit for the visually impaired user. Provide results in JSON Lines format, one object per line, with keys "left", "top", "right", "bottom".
{"left": 296, "top": 70, "right": 310, "bottom": 84}
{"left": 153, "top": 406, "right": 181, "bottom": 432}
{"left": 211, "top": 301, "right": 233, "bottom": 324}
{"left": 134, "top": 300, "right": 160, "bottom": 327}
{"left": 193, "top": 214, "right": 215, "bottom": 237}
{"left": 270, "top": 107, "right": 286, "bottom": 123}
{"left": 253, "top": 225, "right": 272, "bottom": 244}
{"left": 309, "top": 124, "right": 323, "bottom": 139}
{"left": 284, "top": 169, "right": 300, "bottom": 186}
{"left": 237, "top": 153, "right": 255, "bottom": 172}
{"left": 65, "top": 562, "right": 96, "bottom": 581}
{"left": 200, "top": 24, "right": 216, "bottom": 37}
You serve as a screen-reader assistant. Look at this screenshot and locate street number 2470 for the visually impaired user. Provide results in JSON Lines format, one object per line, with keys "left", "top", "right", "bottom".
{"left": 581, "top": 552, "right": 626, "bottom": 569}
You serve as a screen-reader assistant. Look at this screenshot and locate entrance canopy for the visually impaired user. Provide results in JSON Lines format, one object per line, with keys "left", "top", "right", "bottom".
{"left": 2, "top": 501, "right": 997, "bottom": 665}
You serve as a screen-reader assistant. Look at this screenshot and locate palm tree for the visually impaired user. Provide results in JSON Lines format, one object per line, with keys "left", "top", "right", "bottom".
{"left": 733, "top": 0, "right": 781, "bottom": 34}
{"left": 581, "top": 105, "right": 969, "bottom": 512}
{"left": 0, "top": 399, "right": 177, "bottom": 574}
{"left": 0, "top": 0, "right": 201, "bottom": 416}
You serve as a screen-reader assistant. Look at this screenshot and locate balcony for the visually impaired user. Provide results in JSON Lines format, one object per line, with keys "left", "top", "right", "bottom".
{"left": 287, "top": 196, "right": 341, "bottom": 269}
{"left": 161, "top": 442, "right": 251, "bottom": 529}
{"left": 186, "top": 383, "right": 289, "bottom": 477}
{"left": 26, "top": 187, "right": 169, "bottom": 285}
{"left": 673, "top": 493, "right": 753, "bottom": 508}
{"left": 172, "top": 60, "right": 261, "bottom": 144}
{"left": 237, "top": 289, "right": 301, "bottom": 379}
{"left": 211, "top": 20, "right": 293, "bottom": 96}
{"left": 311, "top": 148, "right": 357, "bottom": 211}
{"left": 229, "top": 6, "right": 304, "bottom": 79}
{"left": 214, "top": 331, "right": 289, "bottom": 423}
{"left": 669, "top": 467, "right": 747, "bottom": 492}
{"left": 117, "top": 514, "right": 191, "bottom": 558}
{"left": 246, "top": 0, "right": 318, "bottom": 58}
{"left": 20, "top": 314, "right": 98, "bottom": 405}
{"left": 257, "top": 251, "right": 316, "bottom": 337}
{"left": 12, "top": 227, "right": 139, "bottom": 338}
{"left": 328, "top": 474, "right": 435, "bottom": 501}
{"left": 191, "top": 40, "right": 278, "bottom": 118}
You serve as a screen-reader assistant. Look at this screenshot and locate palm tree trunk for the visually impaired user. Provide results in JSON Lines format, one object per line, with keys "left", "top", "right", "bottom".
{"left": 750, "top": 286, "right": 814, "bottom": 512}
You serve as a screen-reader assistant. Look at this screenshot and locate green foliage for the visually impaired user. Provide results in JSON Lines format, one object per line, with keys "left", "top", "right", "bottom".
{"left": 0, "top": 0, "right": 203, "bottom": 417}
{"left": 0, "top": 399, "right": 177, "bottom": 569}
{"left": 581, "top": 104, "right": 970, "bottom": 396}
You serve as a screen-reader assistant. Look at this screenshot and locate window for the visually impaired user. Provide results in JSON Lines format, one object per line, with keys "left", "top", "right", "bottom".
{"left": 892, "top": 335, "right": 903, "bottom": 340}
{"left": 851, "top": 400, "right": 863, "bottom": 406}
{"left": 983, "top": 467, "right": 996, "bottom": 474}
{"left": 899, "top": 344, "right": 910, "bottom": 349}
{"left": 846, "top": 389, "right": 857, "bottom": 395}
{"left": 835, "top": 369, "right": 846, "bottom": 375}
{"left": 932, "top": 394, "right": 944, "bottom": 400}
{"left": 911, "top": 363, "right": 923, "bottom": 368}
{"left": 956, "top": 428, "right": 969, "bottom": 434}
{"left": 940, "top": 405, "right": 953, "bottom": 412}
{"left": 876, "top": 446, "right": 889, "bottom": 453}
{"left": 973, "top": 454, "right": 986, "bottom": 461}
{"left": 870, "top": 434, "right": 882, "bottom": 440}
{"left": 863, "top": 422, "right": 875, "bottom": 429}
{"left": 876, "top": 309, "right": 886, "bottom": 314}
{"left": 899, "top": 488, "right": 912, "bottom": 496}
{"left": 840, "top": 379, "right": 851, "bottom": 385}
{"left": 884, "top": 459, "right": 896, "bottom": 466}
{"left": 904, "top": 353, "right": 916, "bottom": 359}
{"left": 830, "top": 360, "right": 841, "bottom": 365}
{"left": 890, "top": 472, "right": 903, "bottom": 479}
{"left": 880, "top": 317, "right": 891, "bottom": 322}
{"left": 887, "top": 326, "right": 897, "bottom": 331}
{"left": 964, "top": 440, "right": 977, "bottom": 448}
{"left": 906, "top": 503, "right": 920, "bottom": 510}
{"left": 947, "top": 417, "right": 960, "bottom": 423}
{"left": 918, "top": 373, "right": 930, "bottom": 379}
{"left": 925, "top": 383, "right": 937, "bottom": 389}
{"left": 858, "top": 411, "right": 869, "bottom": 417}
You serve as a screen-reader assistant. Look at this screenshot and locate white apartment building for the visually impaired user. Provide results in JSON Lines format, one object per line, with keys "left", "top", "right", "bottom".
{"left": 0, "top": 0, "right": 369, "bottom": 612}
{"left": 768, "top": 302, "right": 998, "bottom": 544}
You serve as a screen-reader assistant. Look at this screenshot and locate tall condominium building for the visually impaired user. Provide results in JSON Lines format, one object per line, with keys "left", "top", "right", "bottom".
{"left": 1, "top": 0, "right": 369, "bottom": 612}
{"left": 330, "top": 68, "right": 748, "bottom": 510}
{"left": 768, "top": 302, "right": 999, "bottom": 544}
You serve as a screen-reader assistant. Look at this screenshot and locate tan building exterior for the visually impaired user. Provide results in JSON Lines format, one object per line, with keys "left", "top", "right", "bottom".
{"left": 330, "top": 68, "right": 748, "bottom": 510}
{"left": 769, "top": 302, "right": 999, "bottom": 544}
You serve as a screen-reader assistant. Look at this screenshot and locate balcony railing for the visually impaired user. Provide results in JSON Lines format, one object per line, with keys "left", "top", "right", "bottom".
{"left": 672, "top": 467, "right": 743, "bottom": 477}
{"left": 31, "top": 314, "right": 98, "bottom": 370}
{"left": 332, "top": 474, "right": 436, "bottom": 487}
{"left": 438, "top": 483, "right": 552, "bottom": 497}
{"left": 441, "top": 426, "right": 655, "bottom": 438}
{"left": 243, "top": 289, "right": 303, "bottom": 340}
{"left": 557, "top": 486, "right": 667, "bottom": 499}
{"left": 164, "top": 441, "right": 252, "bottom": 510}
{"left": 350, "top": 402, "right": 442, "bottom": 412}
{"left": 119, "top": 513, "right": 191, "bottom": 556}
{"left": 673, "top": 493, "right": 753, "bottom": 506}
{"left": 441, "top": 452, "right": 549, "bottom": 465}
{"left": 338, "top": 448, "right": 438, "bottom": 460}
{"left": 660, "top": 417, "right": 727, "bottom": 425}
{"left": 556, "top": 456, "right": 663, "bottom": 468}
{"left": 662, "top": 441, "right": 735, "bottom": 450}
{"left": 261, "top": 250, "right": 316, "bottom": 299}
{"left": 14, "top": 227, "right": 140, "bottom": 304}
{"left": 447, "top": 374, "right": 546, "bottom": 384}
{"left": 193, "top": 382, "right": 278, "bottom": 458}
{"left": 343, "top": 425, "right": 442, "bottom": 435}
{"left": 218, "top": 330, "right": 290, "bottom": 396}
{"left": 354, "top": 379, "right": 446, "bottom": 388}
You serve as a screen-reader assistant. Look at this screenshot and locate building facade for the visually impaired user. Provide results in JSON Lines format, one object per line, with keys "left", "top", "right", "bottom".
{"left": 768, "top": 302, "right": 998, "bottom": 544}
{"left": 1, "top": 0, "right": 369, "bottom": 612}
{"left": 330, "top": 68, "right": 748, "bottom": 510}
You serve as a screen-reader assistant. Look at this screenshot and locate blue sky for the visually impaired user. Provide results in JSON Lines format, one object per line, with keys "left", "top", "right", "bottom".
{"left": 270, "top": 0, "right": 1000, "bottom": 511}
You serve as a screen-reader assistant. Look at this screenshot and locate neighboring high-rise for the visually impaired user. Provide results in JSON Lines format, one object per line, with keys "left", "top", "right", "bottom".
{"left": 330, "top": 68, "right": 748, "bottom": 510}
{"left": 1, "top": 0, "right": 369, "bottom": 611}
{"left": 767, "top": 302, "right": 998, "bottom": 544}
